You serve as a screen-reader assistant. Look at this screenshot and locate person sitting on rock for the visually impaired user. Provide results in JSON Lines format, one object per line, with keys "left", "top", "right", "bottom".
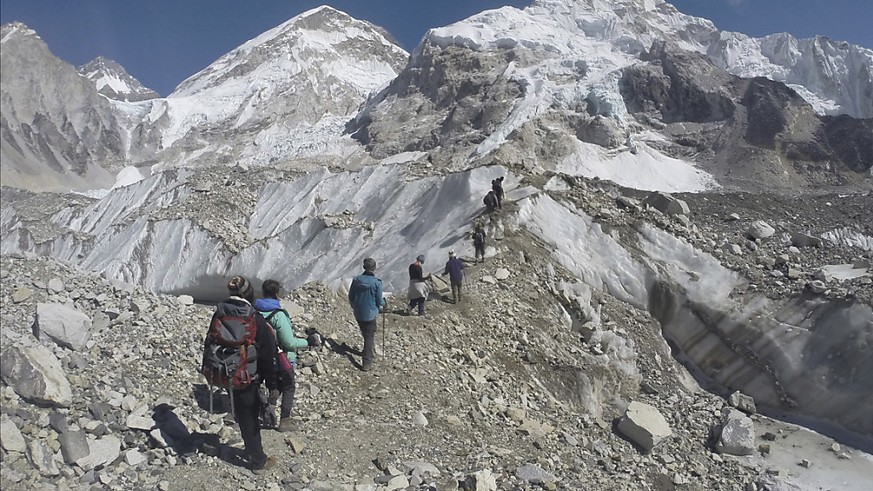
{"left": 407, "top": 255, "right": 431, "bottom": 316}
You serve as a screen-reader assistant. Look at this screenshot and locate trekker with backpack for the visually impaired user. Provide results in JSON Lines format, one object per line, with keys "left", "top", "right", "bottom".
{"left": 492, "top": 176, "right": 505, "bottom": 210}
{"left": 201, "top": 275, "right": 278, "bottom": 474}
{"left": 255, "top": 279, "right": 319, "bottom": 433}
{"left": 484, "top": 190, "right": 498, "bottom": 214}
{"left": 348, "top": 258, "right": 386, "bottom": 372}
{"left": 442, "top": 250, "right": 464, "bottom": 303}
{"left": 472, "top": 223, "right": 487, "bottom": 263}
{"left": 407, "top": 255, "right": 431, "bottom": 316}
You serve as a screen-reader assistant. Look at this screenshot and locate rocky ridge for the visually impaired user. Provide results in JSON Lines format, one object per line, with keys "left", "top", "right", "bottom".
{"left": 1, "top": 167, "right": 871, "bottom": 490}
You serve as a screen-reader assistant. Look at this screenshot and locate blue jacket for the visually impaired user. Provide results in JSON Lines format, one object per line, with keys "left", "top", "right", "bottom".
{"left": 348, "top": 272, "right": 385, "bottom": 322}
{"left": 443, "top": 258, "right": 464, "bottom": 283}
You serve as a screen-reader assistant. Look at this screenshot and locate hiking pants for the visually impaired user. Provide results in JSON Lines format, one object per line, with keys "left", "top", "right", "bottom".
{"left": 232, "top": 384, "right": 267, "bottom": 467}
{"left": 357, "top": 319, "right": 377, "bottom": 368}
{"left": 451, "top": 280, "right": 462, "bottom": 302}
{"left": 474, "top": 243, "right": 485, "bottom": 261}
{"left": 278, "top": 365, "right": 296, "bottom": 419}
{"left": 408, "top": 297, "right": 426, "bottom": 315}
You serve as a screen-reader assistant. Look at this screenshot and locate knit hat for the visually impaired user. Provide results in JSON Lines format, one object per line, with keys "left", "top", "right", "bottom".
{"left": 416, "top": 255, "right": 425, "bottom": 263}
{"left": 363, "top": 257, "right": 377, "bottom": 272}
{"left": 227, "top": 275, "right": 253, "bottom": 297}
{"left": 449, "top": 250, "right": 455, "bottom": 257}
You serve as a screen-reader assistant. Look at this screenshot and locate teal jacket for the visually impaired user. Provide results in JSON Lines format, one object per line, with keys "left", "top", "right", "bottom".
{"left": 348, "top": 271, "right": 385, "bottom": 322}
{"left": 254, "top": 298, "right": 308, "bottom": 362}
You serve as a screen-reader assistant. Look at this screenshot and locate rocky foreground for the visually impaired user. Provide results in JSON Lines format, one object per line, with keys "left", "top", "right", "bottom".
{"left": 1, "top": 177, "right": 871, "bottom": 491}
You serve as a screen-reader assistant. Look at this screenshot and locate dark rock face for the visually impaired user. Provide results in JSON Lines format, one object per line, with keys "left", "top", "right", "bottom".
{"left": 619, "top": 42, "right": 873, "bottom": 187}
{"left": 622, "top": 41, "right": 735, "bottom": 124}
{"left": 821, "top": 115, "right": 873, "bottom": 173}
{"left": 348, "top": 42, "right": 524, "bottom": 158}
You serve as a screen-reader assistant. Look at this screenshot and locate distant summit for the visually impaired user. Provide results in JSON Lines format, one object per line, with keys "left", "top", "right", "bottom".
{"left": 78, "top": 56, "right": 160, "bottom": 102}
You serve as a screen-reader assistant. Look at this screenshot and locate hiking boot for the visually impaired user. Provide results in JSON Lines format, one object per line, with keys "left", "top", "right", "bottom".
{"left": 361, "top": 361, "right": 374, "bottom": 372}
{"left": 252, "top": 456, "right": 276, "bottom": 475}
{"left": 277, "top": 417, "right": 298, "bottom": 433}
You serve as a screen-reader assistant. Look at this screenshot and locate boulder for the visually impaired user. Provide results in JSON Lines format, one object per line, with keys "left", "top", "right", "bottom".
{"left": 791, "top": 232, "right": 822, "bottom": 248}
{"left": 0, "top": 344, "right": 72, "bottom": 407}
{"left": 644, "top": 192, "right": 690, "bottom": 216}
{"left": 59, "top": 429, "right": 90, "bottom": 464}
{"left": 34, "top": 302, "right": 93, "bottom": 350}
{"left": 27, "top": 440, "right": 60, "bottom": 477}
{"left": 75, "top": 435, "right": 121, "bottom": 471}
{"left": 728, "top": 391, "right": 757, "bottom": 414}
{"left": 617, "top": 401, "right": 672, "bottom": 452}
{"left": 716, "top": 409, "right": 755, "bottom": 456}
{"left": 464, "top": 469, "right": 497, "bottom": 491}
{"left": 515, "top": 463, "right": 556, "bottom": 484}
{"left": 0, "top": 416, "right": 27, "bottom": 453}
{"left": 177, "top": 295, "right": 194, "bottom": 305}
{"left": 12, "top": 287, "right": 32, "bottom": 303}
{"left": 747, "top": 221, "right": 775, "bottom": 239}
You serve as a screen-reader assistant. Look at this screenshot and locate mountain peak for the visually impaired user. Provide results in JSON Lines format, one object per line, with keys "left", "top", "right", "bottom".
{"left": 1, "top": 22, "right": 39, "bottom": 44}
{"left": 77, "top": 56, "right": 160, "bottom": 102}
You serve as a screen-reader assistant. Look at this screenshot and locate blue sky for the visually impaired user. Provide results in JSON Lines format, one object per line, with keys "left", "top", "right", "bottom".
{"left": 2, "top": 0, "right": 871, "bottom": 96}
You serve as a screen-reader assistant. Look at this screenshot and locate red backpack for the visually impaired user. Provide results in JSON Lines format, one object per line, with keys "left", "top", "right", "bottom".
{"left": 201, "top": 303, "right": 259, "bottom": 403}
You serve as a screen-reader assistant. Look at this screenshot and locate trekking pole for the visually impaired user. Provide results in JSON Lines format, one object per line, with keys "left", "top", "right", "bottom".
{"left": 381, "top": 309, "right": 386, "bottom": 359}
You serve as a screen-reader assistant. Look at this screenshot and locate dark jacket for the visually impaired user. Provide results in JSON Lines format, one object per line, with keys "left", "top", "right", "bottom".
{"left": 492, "top": 179, "right": 504, "bottom": 199}
{"left": 211, "top": 297, "right": 278, "bottom": 391}
{"left": 443, "top": 258, "right": 464, "bottom": 283}
{"left": 484, "top": 192, "right": 498, "bottom": 209}
{"left": 409, "top": 262, "right": 424, "bottom": 281}
{"left": 472, "top": 227, "right": 486, "bottom": 245}
{"left": 348, "top": 271, "right": 385, "bottom": 322}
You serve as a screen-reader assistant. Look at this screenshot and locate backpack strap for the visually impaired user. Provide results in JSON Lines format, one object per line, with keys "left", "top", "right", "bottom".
{"left": 265, "top": 309, "right": 281, "bottom": 322}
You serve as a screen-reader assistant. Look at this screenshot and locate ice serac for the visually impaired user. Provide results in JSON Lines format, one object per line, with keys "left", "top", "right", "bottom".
{"left": 77, "top": 56, "right": 160, "bottom": 102}
{"left": 0, "top": 22, "right": 124, "bottom": 193}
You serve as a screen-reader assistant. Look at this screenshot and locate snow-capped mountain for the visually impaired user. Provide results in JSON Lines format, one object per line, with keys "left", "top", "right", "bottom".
{"left": 351, "top": 0, "right": 872, "bottom": 191}
{"left": 0, "top": 23, "right": 125, "bottom": 192}
{"left": 77, "top": 56, "right": 160, "bottom": 102}
{"left": 135, "top": 5, "right": 409, "bottom": 169}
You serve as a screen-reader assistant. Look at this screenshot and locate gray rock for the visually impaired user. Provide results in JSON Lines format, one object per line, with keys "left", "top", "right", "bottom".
{"left": 75, "top": 434, "right": 121, "bottom": 471}
{"left": 464, "top": 469, "right": 497, "bottom": 491}
{"left": 49, "top": 411, "right": 69, "bottom": 433}
{"left": 59, "top": 429, "right": 90, "bottom": 464}
{"left": 12, "top": 287, "right": 32, "bottom": 303}
{"left": 34, "top": 302, "right": 93, "bottom": 350}
{"left": 723, "top": 243, "right": 743, "bottom": 255}
{"left": 807, "top": 280, "right": 828, "bottom": 293}
{"left": 124, "top": 449, "right": 147, "bottom": 467}
{"left": 747, "top": 221, "right": 776, "bottom": 239}
{"left": 126, "top": 414, "right": 155, "bottom": 431}
{"left": 617, "top": 401, "right": 672, "bottom": 452}
{"left": 403, "top": 460, "right": 441, "bottom": 477}
{"left": 0, "top": 416, "right": 27, "bottom": 453}
{"left": 728, "top": 391, "right": 757, "bottom": 414}
{"left": 27, "top": 439, "right": 60, "bottom": 476}
{"left": 716, "top": 409, "right": 755, "bottom": 456}
{"left": 412, "top": 411, "right": 429, "bottom": 427}
{"left": 515, "top": 463, "right": 556, "bottom": 484}
{"left": 0, "top": 344, "right": 72, "bottom": 407}
{"left": 177, "top": 295, "right": 194, "bottom": 306}
{"left": 791, "top": 232, "right": 822, "bottom": 248}
{"left": 644, "top": 191, "right": 690, "bottom": 216}
{"left": 494, "top": 268, "right": 510, "bottom": 280}
{"left": 47, "top": 278, "right": 65, "bottom": 293}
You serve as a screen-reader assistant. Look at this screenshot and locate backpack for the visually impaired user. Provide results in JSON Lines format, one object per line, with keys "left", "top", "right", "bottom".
{"left": 201, "top": 303, "right": 259, "bottom": 394}
{"left": 473, "top": 230, "right": 485, "bottom": 245}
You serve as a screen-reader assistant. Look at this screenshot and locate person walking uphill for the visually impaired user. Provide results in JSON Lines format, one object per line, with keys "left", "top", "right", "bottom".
{"left": 484, "top": 190, "right": 499, "bottom": 214}
{"left": 492, "top": 176, "right": 505, "bottom": 210}
{"left": 202, "top": 276, "right": 278, "bottom": 474}
{"left": 407, "top": 255, "right": 431, "bottom": 316}
{"left": 348, "top": 258, "right": 386, "bottom": 372}
{"left": 472, "top": 223, "right": 487, "bottom": 263}
{"left": 442, "top": 250, "right": 464, "bottom": 303}
{"left": 255, "top": 279, "right": 318, "bottom": 432}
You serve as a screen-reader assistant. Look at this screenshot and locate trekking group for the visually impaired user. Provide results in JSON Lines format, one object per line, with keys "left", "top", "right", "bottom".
{"left": 200, "top": 176, "right": 503, "bottom": 472}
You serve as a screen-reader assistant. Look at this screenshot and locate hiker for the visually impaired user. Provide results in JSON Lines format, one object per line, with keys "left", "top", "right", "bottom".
{"left": 492, "top": 176, "right": 505, "bottom": 210}
{"left": 407, "top": 254, "right": 431, "bottom": 316}
{"left": 442, "top": 250, "right": 464, "bottom": 303}
{"left": 484, "top": 190, "right": 498, "bottom": 214}
{"left": 255, "top": 279, "right": 318, "bottom": 432}
{"left": 204, "top": 276, "right": 278, "bottom": 474}
{"left": 472, "top": 223, "right": 487, "bottom": 263}
{"left": 348, "top": 258, "right": 386, "bottom": 371}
